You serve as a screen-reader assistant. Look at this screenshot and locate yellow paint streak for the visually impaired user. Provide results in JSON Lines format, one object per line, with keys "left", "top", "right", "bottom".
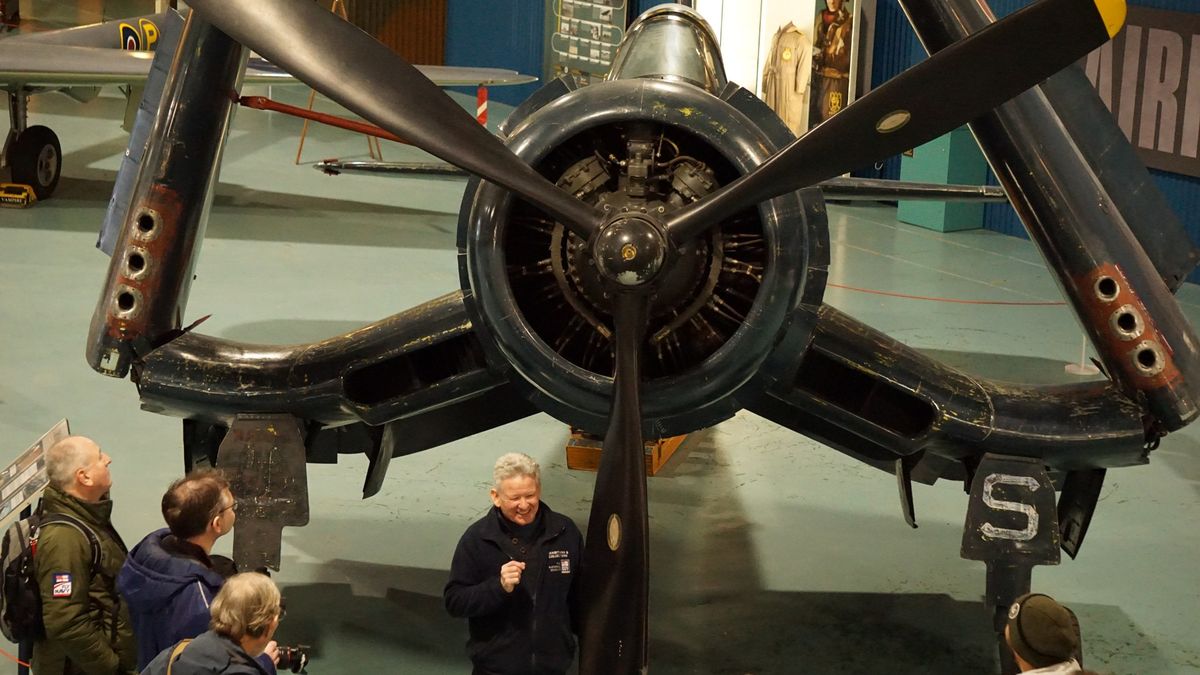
{"left": 1093, "top": 0, "right": 1126, "bottom": 38}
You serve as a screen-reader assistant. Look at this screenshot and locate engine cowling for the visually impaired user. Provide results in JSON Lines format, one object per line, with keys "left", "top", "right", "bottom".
{"left": 458, "top": 77, "right": 830, "bottom": 436}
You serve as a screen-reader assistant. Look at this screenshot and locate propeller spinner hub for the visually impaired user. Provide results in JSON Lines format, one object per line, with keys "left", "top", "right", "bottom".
{"left": 592, "top": 215, "right": 667, "bottom": 287}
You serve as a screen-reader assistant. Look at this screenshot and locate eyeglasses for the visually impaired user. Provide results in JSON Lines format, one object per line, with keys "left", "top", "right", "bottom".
{"left": 220, "top": 501, "right": 237, "bottom": 514}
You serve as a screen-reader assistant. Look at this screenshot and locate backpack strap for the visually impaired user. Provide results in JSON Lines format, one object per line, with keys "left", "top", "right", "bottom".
{"left": 37, "top": 514, "right": 102, "bottom": 575}
{"left": 35, "top": 514, "right": 114, "bottom": 642}
{"left": 165, "top": 638, "right": 193, "bottom": 675}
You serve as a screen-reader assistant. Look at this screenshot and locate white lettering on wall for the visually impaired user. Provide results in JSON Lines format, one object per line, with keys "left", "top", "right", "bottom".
{"left": 1079, "top": 6, "right": 1200, "bottom": 177}
{"left": 1139, "top": 28, "right": 1183, "bottom": 152}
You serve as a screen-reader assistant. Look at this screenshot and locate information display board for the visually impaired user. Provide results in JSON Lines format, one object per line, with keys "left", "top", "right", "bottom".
{"left": 546, "top": 0, "right": 627, "bottom": 86}
{"left": 0, "top": 419, "right": 69, "bottom": 529}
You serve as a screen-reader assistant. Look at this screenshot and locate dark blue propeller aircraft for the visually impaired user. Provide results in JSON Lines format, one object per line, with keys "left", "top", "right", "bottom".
{"left": 85, "top": 1, "right": 1198, "bottom": 673}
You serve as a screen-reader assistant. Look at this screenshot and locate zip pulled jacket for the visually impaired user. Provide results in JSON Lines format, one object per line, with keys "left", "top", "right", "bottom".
{"left": 117, "top": 529, "right": 275, "bottom": 674}
{"left": 444, "top": 503, "right": 582, "bottom": 675}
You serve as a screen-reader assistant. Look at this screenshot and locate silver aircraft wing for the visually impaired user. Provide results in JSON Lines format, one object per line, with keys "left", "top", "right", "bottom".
{"left": 0, "top": 44, "right": 536, "bottom": 89}
{"left": 0, "top": 12, "right": 536, "bottom": 90}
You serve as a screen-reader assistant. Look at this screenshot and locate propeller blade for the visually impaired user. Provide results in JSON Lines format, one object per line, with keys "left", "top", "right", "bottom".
{"left": 666, "top": 0, "right": 1125, "bottom": 241}
{"left": 186, "top": 0, "right": 601, "bottom": 238}
{"left": 579, "top": 292, "right": 651, "bottom": 675}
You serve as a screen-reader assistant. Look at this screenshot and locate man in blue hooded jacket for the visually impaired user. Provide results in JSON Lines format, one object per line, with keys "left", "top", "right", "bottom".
{"left": 116, "top": 470, "right": 277, "bottom": 672}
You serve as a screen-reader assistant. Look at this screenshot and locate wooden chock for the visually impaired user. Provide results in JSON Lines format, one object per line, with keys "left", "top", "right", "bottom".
{"left": 565, "top": 427, "right": 686, "bottom": 476}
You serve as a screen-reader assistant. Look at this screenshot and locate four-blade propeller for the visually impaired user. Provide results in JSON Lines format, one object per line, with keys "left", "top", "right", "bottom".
{"left": 184, "top": 0, "right": 1124, "bottom": 671}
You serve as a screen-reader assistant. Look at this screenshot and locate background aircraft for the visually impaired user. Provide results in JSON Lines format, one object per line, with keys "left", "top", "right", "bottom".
{"left": 0, "top": 11, "right": 534, "bottom": 200}
{"left": 85, "top": 1, "right": 1197, "bottom": 674}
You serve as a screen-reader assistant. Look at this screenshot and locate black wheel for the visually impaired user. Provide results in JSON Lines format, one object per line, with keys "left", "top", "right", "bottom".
{"left": 8, "top": 125, "right": 61, "bottom": 200}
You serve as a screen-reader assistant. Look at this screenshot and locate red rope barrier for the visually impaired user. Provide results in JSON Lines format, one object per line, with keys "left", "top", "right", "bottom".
{"left": 0, "top": 645, "right": 30, "bottom": 667}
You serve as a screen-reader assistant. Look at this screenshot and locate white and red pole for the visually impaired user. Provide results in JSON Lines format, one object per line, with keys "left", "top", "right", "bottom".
{"left": 476, "top": 86, "right": 488, "bottom": 127}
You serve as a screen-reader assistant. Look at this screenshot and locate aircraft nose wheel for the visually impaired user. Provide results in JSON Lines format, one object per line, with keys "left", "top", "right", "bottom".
{"left": 7, "top": 125, "right": 62, "bottom": 200}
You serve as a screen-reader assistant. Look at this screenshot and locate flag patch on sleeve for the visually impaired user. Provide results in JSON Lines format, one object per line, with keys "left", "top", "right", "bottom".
{"left": 52, "top": 573, "right": 72, "bottom": 598}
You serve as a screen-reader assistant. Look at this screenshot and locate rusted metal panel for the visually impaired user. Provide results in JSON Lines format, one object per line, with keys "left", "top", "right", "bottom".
{"left": 1075, "top": 263, "right": 1182, "bottom": 392}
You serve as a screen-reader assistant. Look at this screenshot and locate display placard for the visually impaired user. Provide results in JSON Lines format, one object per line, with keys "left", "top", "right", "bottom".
{"left": 547, "top": 0, "right": 627, "bottom": 86}
{"left": 0, "top": 419, "right": 69, "bottom": 529}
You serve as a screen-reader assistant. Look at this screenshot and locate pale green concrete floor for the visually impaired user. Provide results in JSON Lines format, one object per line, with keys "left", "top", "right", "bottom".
{"left": 2, "top": 82, "right": 1199, "bottom": 674}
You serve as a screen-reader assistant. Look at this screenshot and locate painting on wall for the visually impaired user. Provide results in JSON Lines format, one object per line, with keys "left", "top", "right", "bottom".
{"left": 810, "top": 0, "right": 854, "bottom": 127}
{"left": 695, "top": 0, "right": 872, "bottom": 136}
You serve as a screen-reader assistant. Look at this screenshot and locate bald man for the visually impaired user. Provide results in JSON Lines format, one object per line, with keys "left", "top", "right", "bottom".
{"left": 33, "top": 435, "right": 137, "bottom": 675}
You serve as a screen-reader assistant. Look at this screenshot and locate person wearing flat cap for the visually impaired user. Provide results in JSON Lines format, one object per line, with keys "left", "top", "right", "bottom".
{"left": 1004, "top": 593, "right": 1099, "bottom": 674}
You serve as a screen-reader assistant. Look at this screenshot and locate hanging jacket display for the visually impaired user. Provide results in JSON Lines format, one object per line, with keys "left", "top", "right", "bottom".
{"left": 760, "top": 21, "right": 811, "bottom": 137}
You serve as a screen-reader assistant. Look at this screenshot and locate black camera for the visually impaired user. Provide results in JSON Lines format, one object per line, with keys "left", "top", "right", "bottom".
{"left": 276, "top": 644, "right": 310, "bottom": 673}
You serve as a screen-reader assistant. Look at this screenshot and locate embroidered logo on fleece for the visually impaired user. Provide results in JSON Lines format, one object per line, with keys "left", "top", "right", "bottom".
{"left": 52, "top": 573, "right": 73, "bottom": 598}
{"left": 548, "top": 550, "right": 571, "bottom": 574}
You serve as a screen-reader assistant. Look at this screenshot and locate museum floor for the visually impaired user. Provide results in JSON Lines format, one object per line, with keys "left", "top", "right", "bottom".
{"left": 2, "top": 78, "right": 1198, "bottom": 673}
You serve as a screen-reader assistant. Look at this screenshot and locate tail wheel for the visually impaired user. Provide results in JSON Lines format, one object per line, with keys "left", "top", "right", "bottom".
{"left": 8, "top": 125, "right": 61, "bottom": 200}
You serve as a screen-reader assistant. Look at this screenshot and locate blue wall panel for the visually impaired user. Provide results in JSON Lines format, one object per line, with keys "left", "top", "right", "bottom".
{"left": 852, "top": 0, "right": 921, "bottom": 181}
{"left": 444, "top": 0, "right": 544, "bottom": 107}
{"left": 633, "top": 0, "right": 673, "bottom": 15}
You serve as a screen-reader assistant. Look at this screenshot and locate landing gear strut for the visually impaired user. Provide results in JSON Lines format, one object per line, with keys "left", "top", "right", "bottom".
{"left": 961, "top": 454, "right": 1061, "bottom": 675}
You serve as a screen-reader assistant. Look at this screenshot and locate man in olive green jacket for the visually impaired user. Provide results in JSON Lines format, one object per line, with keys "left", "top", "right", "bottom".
{"left": 33, "top": 436, "right": 137, "bottom": 675}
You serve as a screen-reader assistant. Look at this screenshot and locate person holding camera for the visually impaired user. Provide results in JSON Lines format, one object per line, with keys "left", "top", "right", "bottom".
{"left": 117, "top": 470, "right": 277, "bottom": 672}
{"left": 140, "top": 573, "right": 283, "bottom": 674}
{"left": 444, "top": 452, "right": 583, "bottom": 675}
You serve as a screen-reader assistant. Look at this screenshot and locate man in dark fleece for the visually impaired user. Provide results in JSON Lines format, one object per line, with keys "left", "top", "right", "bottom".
{"left": 141, "top": 573, "right": 282, "bottom": 675}
{"left": 117, "top": 470, "right": 276, "bottom": 672}
{"left": 444, "top": 452, "right": 583, "bottom": 675}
